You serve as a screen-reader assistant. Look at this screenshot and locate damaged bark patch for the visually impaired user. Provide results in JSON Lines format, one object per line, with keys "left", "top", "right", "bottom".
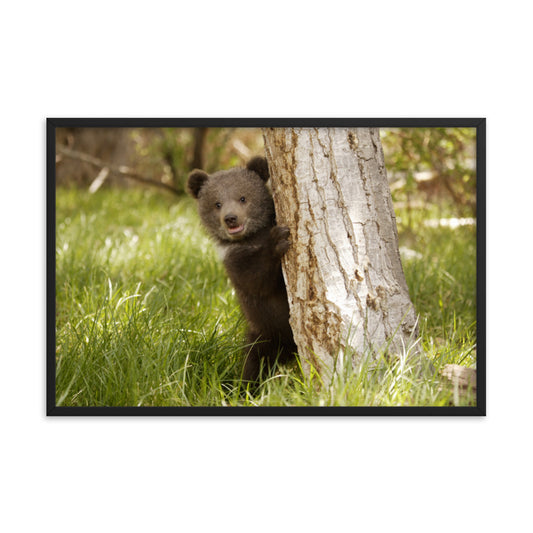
{"left": 347, "top": 131, "right": 359, "bottom": 151}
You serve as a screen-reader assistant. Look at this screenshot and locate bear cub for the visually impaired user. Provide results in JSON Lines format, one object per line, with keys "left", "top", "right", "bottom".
{"left": 187, "top": 156, "right": 296, "bottom": 382}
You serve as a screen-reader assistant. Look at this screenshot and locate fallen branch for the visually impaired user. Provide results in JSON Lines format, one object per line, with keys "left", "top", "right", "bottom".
{"left": 56, "top": 145, "right": 181, "bottom": 195}
{"left": 439, "top": 364, "right": 477, "bottom": 405}
{"left": 89, "top": 167, "right": 110, "bottom": 194}
{"left": 440, "top": 364, "right": 476, "bottom": 391}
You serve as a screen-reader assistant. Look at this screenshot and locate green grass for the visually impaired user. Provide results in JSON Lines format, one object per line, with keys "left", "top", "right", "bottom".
{"left": 55, "top": 187, "right": 477, "bottom": 407}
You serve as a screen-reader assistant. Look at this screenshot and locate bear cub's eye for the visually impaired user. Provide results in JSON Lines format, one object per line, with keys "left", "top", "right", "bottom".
{"left": 240, "top": 196, "right": 246, "bottom": 203}
{"left": 215, "top": 202, "right": 222, "bottom": 209}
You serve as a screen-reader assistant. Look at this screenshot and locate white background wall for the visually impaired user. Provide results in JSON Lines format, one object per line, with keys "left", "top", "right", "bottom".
{"left": 2, "top": 1, "right": 530, "bottom": 532}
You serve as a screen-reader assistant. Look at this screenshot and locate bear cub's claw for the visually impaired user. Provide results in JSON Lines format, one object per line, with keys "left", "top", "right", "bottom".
{"left": 270, "top": 225, "right": 291, "bottom": 257}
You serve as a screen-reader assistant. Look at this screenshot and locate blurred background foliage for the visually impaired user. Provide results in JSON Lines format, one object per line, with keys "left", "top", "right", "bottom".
{"left": 55, "top": 127, "right": 476, "bottom": 216}
{"left": 380, "top": 127, "right": 476, "bottom": 217}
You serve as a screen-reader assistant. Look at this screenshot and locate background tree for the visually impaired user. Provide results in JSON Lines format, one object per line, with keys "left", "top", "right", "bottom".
{"left": 263, "top": 127, "right": 421, "bottom": 378}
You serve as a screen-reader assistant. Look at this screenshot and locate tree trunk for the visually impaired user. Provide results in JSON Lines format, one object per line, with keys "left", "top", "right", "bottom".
{"left": 263, "top": 127, "right": 420, "bottom": 377}
{"left": 190, "top": 127, "right": 208, "bottom": 171}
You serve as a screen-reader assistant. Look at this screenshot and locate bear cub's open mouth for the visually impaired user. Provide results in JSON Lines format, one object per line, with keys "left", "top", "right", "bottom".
{"left": 227, "top": 224, "right": 244, "bottom": 235}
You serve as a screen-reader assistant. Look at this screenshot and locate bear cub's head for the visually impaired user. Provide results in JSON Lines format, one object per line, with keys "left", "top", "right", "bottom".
{"left": 187, "top": 156, "right": 275, "bottom": 243}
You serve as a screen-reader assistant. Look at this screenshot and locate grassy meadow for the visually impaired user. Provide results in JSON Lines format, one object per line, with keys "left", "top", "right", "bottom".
{"left": 55, "top": 187, "right": 477, "bottom": 407}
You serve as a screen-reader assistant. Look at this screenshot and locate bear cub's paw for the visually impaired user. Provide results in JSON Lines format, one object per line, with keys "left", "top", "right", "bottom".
{"left": 270, "top": 226, "right": 291, "bottom": 257}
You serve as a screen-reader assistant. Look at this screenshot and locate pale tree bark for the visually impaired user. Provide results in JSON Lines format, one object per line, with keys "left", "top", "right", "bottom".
{"left": 263, "top": 127, "right": 420, "bottom": 377}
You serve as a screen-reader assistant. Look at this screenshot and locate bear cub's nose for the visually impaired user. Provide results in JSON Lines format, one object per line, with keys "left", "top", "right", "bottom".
{"left": 224, "top": 214, "right": 239, "bottom": 228}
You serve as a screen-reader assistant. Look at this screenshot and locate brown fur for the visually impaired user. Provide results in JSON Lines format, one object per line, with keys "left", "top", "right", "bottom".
{"left": 187, "top": 156, "right": 296, "bottom": 381}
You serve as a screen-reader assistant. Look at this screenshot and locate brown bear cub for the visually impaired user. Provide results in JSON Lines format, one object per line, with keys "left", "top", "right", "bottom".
{"left": 187, "top": 156, "right": 296, "bottom": 382}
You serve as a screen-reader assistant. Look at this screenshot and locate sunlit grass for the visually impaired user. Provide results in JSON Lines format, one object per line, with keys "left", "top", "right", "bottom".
{"left": 55, "top": 188, "right": 477, "bottom": 407}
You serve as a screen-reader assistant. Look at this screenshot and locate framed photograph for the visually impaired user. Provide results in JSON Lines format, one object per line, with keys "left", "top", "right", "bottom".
{"left": 47, "top": 118, "right": 485, "bottom": 415}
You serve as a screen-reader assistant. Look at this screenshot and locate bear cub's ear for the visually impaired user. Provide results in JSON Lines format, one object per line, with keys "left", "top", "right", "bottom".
{"left": 187, "top": 170, "right": 209, "bottom": 198}
{"left": 246, "top": 156, "right": 270, "bottom": 182}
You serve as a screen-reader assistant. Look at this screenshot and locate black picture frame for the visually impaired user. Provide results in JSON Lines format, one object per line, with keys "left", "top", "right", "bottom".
{"left": 47, "top": 118, "right": 486, "bottom": 416}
